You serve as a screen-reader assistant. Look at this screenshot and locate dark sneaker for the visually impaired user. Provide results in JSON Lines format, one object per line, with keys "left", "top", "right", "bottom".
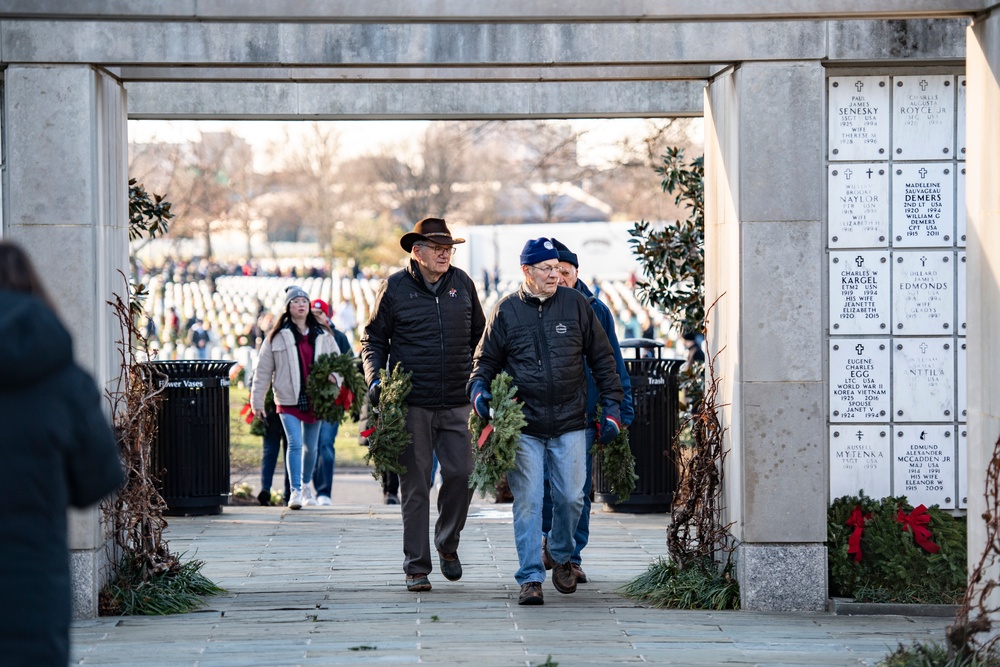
{"left": 518, "top": 582, "right": 544, "bottom": 605}
{"left": 541, "top": 536, "right": 554, "bottom": 571}
{"left": 257, "top": 489, "right": 271, "bottom": 506}
{"left": 405, "top": 574, "right": 432, "bottom": 592}
{"left": 571, "top": 563, "right": 588, "bottom": 584}
{"left": 384, "top": 493, "right": 400, "bottom": 505}
{"left": 438, "top": 551, "right": 463, "bottom": 581}
{"left": 552, "top": 561, "right": 577, "bottom": 594}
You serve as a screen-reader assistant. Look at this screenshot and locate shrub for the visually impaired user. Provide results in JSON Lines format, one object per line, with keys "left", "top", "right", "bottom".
{"left": 828, "top": 492, "right": 966, "bottom": 604}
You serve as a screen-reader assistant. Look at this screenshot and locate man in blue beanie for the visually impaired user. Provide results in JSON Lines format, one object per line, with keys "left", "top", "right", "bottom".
{"left": 541, "top": 238, "right": 634, "bottom": 583}
{"left": 469, "top": 238, "right": 624, "bottom": 605}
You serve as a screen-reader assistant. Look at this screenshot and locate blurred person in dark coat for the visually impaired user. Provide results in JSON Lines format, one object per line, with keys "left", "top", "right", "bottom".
{"left": 0, "top": 241, "right": 124, "bottom": 666}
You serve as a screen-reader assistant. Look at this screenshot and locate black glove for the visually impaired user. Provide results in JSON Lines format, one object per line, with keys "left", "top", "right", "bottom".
{"left": 597, "top": 413, "right": 622, "bottom": 446}
{"left": 470, "top": 381, "right": 492, "bottom": 420}
{"left": 368, "top": 379, "right": 382, "bottom": 408}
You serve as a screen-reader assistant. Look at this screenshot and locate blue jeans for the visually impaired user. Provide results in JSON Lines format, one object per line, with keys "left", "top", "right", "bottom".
{"left": 313, "top": 420, "right": 339, "bottom": 498}
{"left": 542, "top": 427, "right": 595, "bottom": 565}
{"left": 260, "top": 413, "right": 287, "bottom": 493}
{"left": 506, "top": 430, "right": 586, "bottom": 585}
{"left": 278, "top": 413, "right": 320, "bottom": 492}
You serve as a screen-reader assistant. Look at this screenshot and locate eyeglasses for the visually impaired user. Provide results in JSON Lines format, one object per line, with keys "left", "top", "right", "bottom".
{"left": 529, "top": 264, "right": 560, "bottom": 275}
{"left": 417, "top": 244, "right": 456, "bottom": 256}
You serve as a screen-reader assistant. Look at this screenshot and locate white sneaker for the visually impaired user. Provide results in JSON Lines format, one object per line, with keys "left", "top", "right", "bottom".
{"left": 302, "top": 484, "right": 316, "bottom": 506}
{"left": 288, "top": 490, "right": 303, "bottom": 510}
{"left": 317, "top": 495, "right": 332, "bottom": 506}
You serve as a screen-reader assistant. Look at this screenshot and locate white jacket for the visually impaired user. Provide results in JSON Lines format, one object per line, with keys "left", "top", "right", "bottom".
{"left": 250, "top": 324, "right": 345, "bottom": 415}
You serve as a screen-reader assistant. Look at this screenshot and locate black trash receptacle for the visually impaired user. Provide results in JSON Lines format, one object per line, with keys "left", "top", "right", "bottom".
{"left": 145, "top": 360, "right": 236, "bottom": 516}
{"left": 595, "top": 339, "right": 684, "bottom": 513}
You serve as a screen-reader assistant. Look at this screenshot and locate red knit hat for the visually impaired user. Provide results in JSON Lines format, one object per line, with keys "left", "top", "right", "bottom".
{"left": 310, "top": 299, "right": 330, "bottom": 317}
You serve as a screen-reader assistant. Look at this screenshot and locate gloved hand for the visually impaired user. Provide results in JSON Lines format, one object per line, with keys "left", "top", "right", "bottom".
{"left": 597, "top": 413, "right": 622, "bottom": 446}
{"left": 470, "top": 381, "right": 492, "bottom": 420}
{"left": 368, "top": 379, "right": 382, "bottom": 408}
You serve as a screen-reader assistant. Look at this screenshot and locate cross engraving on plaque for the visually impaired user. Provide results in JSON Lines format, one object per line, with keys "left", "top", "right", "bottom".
{"left": 866, "top": 168, "right": 874, "bottom": 178}
{"left": 920, "top": 256, "right": 928, "bottom": 266}
{"left": 920, "top": 342, "right": 929, "bottom": 354}
{"left": 856, "top": 344, "right": 866, "bottom": 355}
{"left": 856, "top": 430, "right": 865, "bottom": 441}
{"left": 919, "top": 79, "right": 929, "bottom": 91}
{"left": 855, "top": 256, "right": 865, "bottom": 267}
{"left": 855, "top": 80, "right": 864, "bottom": 92}
{"left": 919, "top": 167, "right": 928, "bottom": 179}
{"left": 844, "top": 168, "right": 853, "bottom": 180}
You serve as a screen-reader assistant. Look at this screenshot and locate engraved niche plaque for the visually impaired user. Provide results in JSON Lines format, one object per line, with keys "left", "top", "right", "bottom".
{"left": 891, "top": 163, "right": 955, "bottom": 248}
{"left": 828, "top": 164, "right": 889, "bottom": 247}
{"left": 958, "top": 428, "right": 968, "bottom": 509}
{"left": 892, "top": 251, "right": 954, "bottom": 334}
{"left": 957, "top": 76, "right": 966, "bottom": 160}
{"left": 958, "top": 340, "right": 967, "bottom": 422}
{"left": 957, "top": 166, "right": 966, "bottom": 247}
{"left": 830, "top": 427, "right": 891, "bottom": 499}
{"left": 892, "top": 338, "right": 955, "bottom": 422}
{"left": 830, "top": 339, "right": 890, "bottom": 422}
{"left": 829, "top": 76, "right": 890, "bottom": 161}
{"left": 893, "top": 425, "right": 956, "bottom": 508}
{"left": 892, "top": 75, "right": 955, "bottom": 160}
{"left": 830, "top": 251, "right": 890, "bottom": 335}
{"left": 958, "top": 252, "right": 967, "bottom": 334}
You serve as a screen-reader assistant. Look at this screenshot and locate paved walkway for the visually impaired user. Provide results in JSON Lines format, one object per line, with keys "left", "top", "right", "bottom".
{"left": 72, "top": 472, "right": 950, "bottom": 666}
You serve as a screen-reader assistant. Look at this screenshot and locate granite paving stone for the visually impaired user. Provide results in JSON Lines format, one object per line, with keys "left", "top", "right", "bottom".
{"left": 72, "top": 478, "right": 950, "bottom": 666}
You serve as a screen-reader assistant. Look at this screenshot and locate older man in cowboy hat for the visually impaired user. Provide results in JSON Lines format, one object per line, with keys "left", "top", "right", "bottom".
{"left": 361, "top": 217, "right": 486, "bottom": 592}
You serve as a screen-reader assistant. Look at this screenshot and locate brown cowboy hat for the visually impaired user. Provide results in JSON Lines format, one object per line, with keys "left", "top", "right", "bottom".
{"left": 399, "top": 217, "right": 466, "bottom": 252}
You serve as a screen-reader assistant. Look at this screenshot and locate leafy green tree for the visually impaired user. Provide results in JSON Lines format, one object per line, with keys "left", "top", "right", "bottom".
{"left": 629, "top": 147, "right": 705, "bottom": 413}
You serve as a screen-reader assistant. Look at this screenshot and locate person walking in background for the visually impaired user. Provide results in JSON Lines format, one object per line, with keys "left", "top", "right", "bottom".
{"left": 361, "top": 217, "right": 486, "bottom": 592}
{"left": 0, "top": 241, "right": 124, "bottom": 666}
{"left": 310, "top": 298, "right": 354, "bottom": 506}
{"left": 468, "top": 238, "right": 624, "bottom": 606}
{"left": 250, "top": 286, "right": 347, "bottom": 509}
{"left": 187, "top": 318, "right": 210, "bottom": 358}
{"left": 542, "top": 239, "right": 634, "bottom": 584}
{"left": 256, "top": 409, "right": 289, "bottom": 506}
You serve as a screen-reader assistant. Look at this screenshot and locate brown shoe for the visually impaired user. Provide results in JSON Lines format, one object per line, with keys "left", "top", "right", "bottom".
{"left": 551, "top": 561, "right": 577, "bottom": 594}
{"left": 438, "top": 551, "right": 462, "bottom": 581}
{"left": 570, "top": 563, "right": 588, "bottom": 583}
{"left": 518, "top": 582, "right": 544, "bottom": 605}
{"left": 405, "top": 574, "right": 432, "bottom": 592}
{"left": 541, "top": 536, "right": 554, "bottom": 571}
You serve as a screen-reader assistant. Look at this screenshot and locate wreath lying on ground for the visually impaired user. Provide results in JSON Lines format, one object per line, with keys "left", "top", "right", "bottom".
{"left": 364, "top": 363, "right": 412, "bottom": 479}
{"left": 468, "top": 372, "right": 527, "bottom": 498}
{"left": 307, "top": 353, "right": 366, "bottom": 424}
{"left": 592, "top": 405, "right": 637, "bottom": 503}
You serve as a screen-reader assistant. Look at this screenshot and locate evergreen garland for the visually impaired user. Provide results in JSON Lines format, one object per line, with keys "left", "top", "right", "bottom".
{"left": 468, "top": 372, "right": 527, "bottom": 498}
{"left": 307, "top": 352, "right": 366, "bottom": 423}
{"left": 245, "top": 388, "right": 275, "bottom": 437}
{"left": 364, "top": 363, "right": 412, "bottom": 479}
{"left": 592, "top": 405, "right": 637, "bottom": 503}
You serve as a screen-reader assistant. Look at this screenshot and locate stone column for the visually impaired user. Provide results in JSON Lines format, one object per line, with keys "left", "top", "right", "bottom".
{"left": 705, "top": 61, "right": 828, "bottom": 611}
{"left": 966, "top": 10, "right": 1000, "bottom": 625}
{"left": 3, "top": 65, "right": 128, "bottom": 618}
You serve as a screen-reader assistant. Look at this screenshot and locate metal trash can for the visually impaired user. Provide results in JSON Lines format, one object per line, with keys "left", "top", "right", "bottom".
{"left": 595, "top": 339, "right": 684, "bottom": 513}
{"left": 144, "top": 360, "right": 236, "bottom": 516}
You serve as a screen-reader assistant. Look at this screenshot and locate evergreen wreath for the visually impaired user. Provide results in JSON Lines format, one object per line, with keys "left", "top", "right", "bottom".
{"left": 364, "top": 363, "right": 412, "bottom": 479}
{"left": 592, "top": 405, "right": 637, "bottom": 503}
{"left": 243, "top": 387, "right": 275, "bottom": 437}
{"left": 468, "top": 372, "right": 527, "bottom": 498}
{"left": 307, "top": 352, "right": 366, "bottom": 423}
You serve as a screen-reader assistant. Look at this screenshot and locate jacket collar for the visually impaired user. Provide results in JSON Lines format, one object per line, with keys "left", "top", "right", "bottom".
{"left": 405, "top": 259, "right": 452, "bottom": 291}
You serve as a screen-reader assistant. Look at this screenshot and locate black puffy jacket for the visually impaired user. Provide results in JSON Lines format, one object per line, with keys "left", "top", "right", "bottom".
{"left": 470, "top": 284, "right": 623, "bottom": 438}
{"left": 362, "top": 260, "right": 485, "bottom": 409}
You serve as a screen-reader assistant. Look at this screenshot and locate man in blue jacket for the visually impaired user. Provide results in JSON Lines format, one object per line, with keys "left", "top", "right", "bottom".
{"left": 469, "top": 238, "right": 624, "bottom": 605}
{"left": 541, "top": 238, "right": 634, "bottom": 584}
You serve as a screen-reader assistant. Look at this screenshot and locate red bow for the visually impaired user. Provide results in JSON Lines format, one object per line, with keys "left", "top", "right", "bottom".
{"left": 335, "top": 385, "right": 354, "bottom": 411}
{"left": 896, "top": 504, "right": 941, "bottom": 554}
{"left": 477, "top": 424, "right": 494, "bottom": 449}
{"left": 240, "top": 402, "right": 254, "bottom": 424}
{"left": 845, "top": 506, "right": 870, "bottom": 562}
{"left": 360, "top": 426, "right": 376, "bottom": 438}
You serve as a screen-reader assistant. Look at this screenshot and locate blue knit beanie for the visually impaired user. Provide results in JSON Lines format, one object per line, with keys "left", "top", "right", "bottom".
{"left": 519, "top": 238, "right": 559, "bottom": 266}
{"left": 549, "top": 238, "right": 578, "bottom": 268}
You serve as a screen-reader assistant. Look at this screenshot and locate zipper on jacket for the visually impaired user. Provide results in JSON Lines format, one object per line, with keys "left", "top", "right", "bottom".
{"left": 535, "top": 301, "right": 556, "bottom": 431}
{"left": 435, "top": 295, "right": 446, "bottom": 403}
